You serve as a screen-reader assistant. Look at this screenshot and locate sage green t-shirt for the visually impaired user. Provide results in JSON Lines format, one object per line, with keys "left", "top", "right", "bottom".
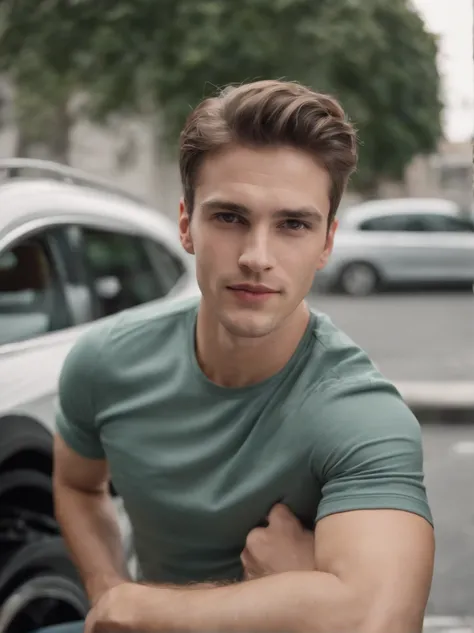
{"left": 56, "top": 296, "right": 432, "bottom": 584}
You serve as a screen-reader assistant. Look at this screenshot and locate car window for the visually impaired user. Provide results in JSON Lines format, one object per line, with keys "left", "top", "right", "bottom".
{"left": 0, "top": 232, "right": 72, "bottom": 346}
{"left": 359, "top": 211, "right": 474, "bottom": 233}
{"left": 419, "top": 214, "right": 474, "bottom": 233}
{"left": 145, "top": 238, "right": 186, "bottom": 295}
{"left": 359, "top": 215, "right": 424, "bottom": 231}
{"left": 48, "top": 227, "right": 98, "bottom": 325}
{"left": 81, "top": 227, "right": 168, "bottom": 317}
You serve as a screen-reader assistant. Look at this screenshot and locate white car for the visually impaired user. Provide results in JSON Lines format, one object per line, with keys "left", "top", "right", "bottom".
{"left": 318, "top": 198, "right": 474, "bottom": 296}
{"left": 0, "top": 159, "right": 199, "bottom": 633}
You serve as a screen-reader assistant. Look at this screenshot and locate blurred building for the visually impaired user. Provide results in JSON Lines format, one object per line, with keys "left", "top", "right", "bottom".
{"left": 378, "top": 139, "right": 472, "bottom": 210}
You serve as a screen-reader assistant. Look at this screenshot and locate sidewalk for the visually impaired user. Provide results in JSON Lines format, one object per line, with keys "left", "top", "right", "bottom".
{"left": 396, "top": 381, "right": 474, "bottom": 423}
{"left": 424, "top": 615, "right": 474, "bottom": 633}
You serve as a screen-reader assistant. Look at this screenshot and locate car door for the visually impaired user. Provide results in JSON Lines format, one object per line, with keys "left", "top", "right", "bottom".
{"left": 357, "top": 213, "right": 426, "bottom": 281}
{"left": 0, "top": 223, "right": 94, "bottom": 423}
{"left": 0, "top": 219, "right": 188, "bottom": 421}
{"left": 388, "top": 213, "right": 447, "bottom": 282}
{"left": 418, "top": 213, "right": 474, "bottom": 281}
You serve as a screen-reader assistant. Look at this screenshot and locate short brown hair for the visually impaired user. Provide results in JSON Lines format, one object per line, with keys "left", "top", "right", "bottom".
{"left": 179, "top": 80, "right": 357, "bottom": 226}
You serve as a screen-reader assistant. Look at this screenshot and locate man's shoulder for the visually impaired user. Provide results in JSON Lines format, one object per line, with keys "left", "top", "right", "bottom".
{"left": 292, "top": 308, "right": 431, "bottom": 528}
{"left": 306, "top": 308, "right": 392, "bottom": 394}
{"left": 69, "top": 295, "right": 199, "bottom": 369}
{"left": 300, "top": 308, "right": 415, "bottom": 431}
{"left": 109, "top": 294, "right": 199, "bottom": 341}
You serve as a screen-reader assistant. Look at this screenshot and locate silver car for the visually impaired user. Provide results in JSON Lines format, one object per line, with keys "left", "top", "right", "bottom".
{"left": 318, "top": 198, "right": 474, "bottom": 296}
{"left": 0, "top": 159, "right": 198, "bottom": 633}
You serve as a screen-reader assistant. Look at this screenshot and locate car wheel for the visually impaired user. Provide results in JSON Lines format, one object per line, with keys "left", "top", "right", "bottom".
{"left": 0, "top": 468, "right": 54, "bottom": 516}
{"left": 0, "top": 574, "right": 88, "bottom": 633}
{"left": 0, "top": 470, "right": 87, "bottom": 633}
{"left": 0, "top": 538, "right": 87, "bottom": 633}
{"left": 338, "top": 262, "right": 380, "bottom": 296}
{"left": 0, "top": 469, "right": 58, "bottom": 569}
{"left": 0, "top": 416, "right": 52, "bottom": 473}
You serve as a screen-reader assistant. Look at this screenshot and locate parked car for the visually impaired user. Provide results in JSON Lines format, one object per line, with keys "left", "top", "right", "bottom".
{"left": 0, "top": 159, "right": 199, "bottom": 633}
{"left": 317, "top": 197, "right": 474, "bottom": 296}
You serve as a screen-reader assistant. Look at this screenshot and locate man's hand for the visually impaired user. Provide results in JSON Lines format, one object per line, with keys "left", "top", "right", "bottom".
{"left": 241, "top": 504, "right": 315, "bottom": 580}
{"left": 84, "top": 582, "right": 139, "bottom": 633}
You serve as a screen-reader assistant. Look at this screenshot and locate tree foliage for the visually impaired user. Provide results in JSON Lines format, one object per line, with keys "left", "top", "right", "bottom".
{"left": 0, "top": 0, "right": 442, "bottom": 190}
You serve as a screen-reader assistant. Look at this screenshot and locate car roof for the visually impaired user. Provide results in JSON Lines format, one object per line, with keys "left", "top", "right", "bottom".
{"left": 0, "top": 178, "right": 179, "bottom": 245}
{"left": 339, "top": 197, "right": 461, "bottom": 229}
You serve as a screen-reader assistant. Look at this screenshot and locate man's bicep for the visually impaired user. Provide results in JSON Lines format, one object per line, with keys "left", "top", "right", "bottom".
{"left": 313, "top": 509, "right": 434, "bottom": 632}
{"left": 307, "top": 383, "right": 434, "bottom": 631}
{"left": 56, "top": 397, "right": 105, "bottom": 460}
{"left": 312, "top": 383, "right": 433, "bottom": 526}
{"left": 55, "top": 326, "right": 108, "bottom": 460}
{"left": 53, "top": 432, "right": 109, "bottom": 493}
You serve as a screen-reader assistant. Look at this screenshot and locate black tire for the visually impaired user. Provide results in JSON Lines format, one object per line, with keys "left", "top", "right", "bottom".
{"left": 338, "top": 261, "right": 380, "bottom": 296}
{"left": 0, "top": 469, "right": 58, "bottom": 570}
{"left": 0, "top": 538, "right": 83, "bottom": 606}
{"left": 0, "top": 469, "right": 54, "bottom": 518}
{"left": 0, "top": 574, "right": 88, "bottom": 633}
{"left": 0, "top": 416, "right": 52, "bottom": 474}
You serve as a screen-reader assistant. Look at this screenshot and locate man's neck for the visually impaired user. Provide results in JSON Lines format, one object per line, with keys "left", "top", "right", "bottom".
{"left": 195, "top": 302, "right": 311, "bottom": 388}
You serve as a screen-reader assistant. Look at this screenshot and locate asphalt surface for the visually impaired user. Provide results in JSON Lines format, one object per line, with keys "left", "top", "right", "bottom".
{"left": 422, "top": 423, "right": 474, "bottom": 630}
{"left": 308, "top": 290, "right": 474, "bottom": 382}
{"left": 423, "top": 425, "right": 474, "bottom": 617}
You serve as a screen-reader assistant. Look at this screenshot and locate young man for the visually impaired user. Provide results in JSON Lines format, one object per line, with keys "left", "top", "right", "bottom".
{"left": 52, "top": 79, "right": 434, "bottom": 633}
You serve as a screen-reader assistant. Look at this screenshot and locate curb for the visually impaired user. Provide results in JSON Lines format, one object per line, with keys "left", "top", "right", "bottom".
{"left": 423, "top": 615, "right": 474, "bottom": 632}
{"left": 395, "top": 382, "right": 474, "bottom": 424}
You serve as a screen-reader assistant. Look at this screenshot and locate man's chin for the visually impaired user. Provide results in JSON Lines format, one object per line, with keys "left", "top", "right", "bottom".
{"left": 219, "top": 312, "right": 277, "bottom": 339}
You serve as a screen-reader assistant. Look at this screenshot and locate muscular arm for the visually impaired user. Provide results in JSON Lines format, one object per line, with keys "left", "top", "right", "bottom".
{"left": 53, "top": 434, "right": 129, "bottom": 605}
{"left": 53, "top": 318, "right": 130, "bottom": 604}
{"left": 99, "top": 508, "right": 433, "bottom": 633}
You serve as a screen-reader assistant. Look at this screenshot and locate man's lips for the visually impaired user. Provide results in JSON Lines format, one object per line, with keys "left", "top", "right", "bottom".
{"left": 227, "top": 284, "right": 279, "bottom": 294}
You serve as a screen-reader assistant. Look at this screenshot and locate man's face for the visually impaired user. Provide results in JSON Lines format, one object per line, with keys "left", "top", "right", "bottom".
{"left": 179, "top": 144, "right": 337, "bottom": 339}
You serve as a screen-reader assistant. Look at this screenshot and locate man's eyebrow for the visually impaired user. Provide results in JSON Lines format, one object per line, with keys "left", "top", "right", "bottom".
{"left": 201, "top": 199, "right": 249, "bottom": 214}
{"left": 273, "top": 208, "right": 323, "bottom": 222}
{"left": 201, "top": 199, "right": 323, "bottom": 222}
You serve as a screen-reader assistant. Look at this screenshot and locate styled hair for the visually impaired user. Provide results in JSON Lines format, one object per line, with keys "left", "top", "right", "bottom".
{"left": 179, "top": 79, "right": 357, "bottom": 225}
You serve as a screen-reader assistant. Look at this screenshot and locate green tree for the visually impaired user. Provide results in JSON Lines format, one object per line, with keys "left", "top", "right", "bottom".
{"left": 0, "top": 1, "right": 105, "bottom": 163}
{"left": 333, "top": 0, "right": 443, "bottom": 195}
{"left": 0, "top": 0, "right": 442, "bottom": 192}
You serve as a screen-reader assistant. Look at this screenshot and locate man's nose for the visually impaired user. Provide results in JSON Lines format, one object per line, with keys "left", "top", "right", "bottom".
{"left": 238, "top": 233, "right": 274, "bottom": 273}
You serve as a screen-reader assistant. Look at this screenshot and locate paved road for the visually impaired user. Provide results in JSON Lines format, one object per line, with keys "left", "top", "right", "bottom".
{"left": 422, "top": 423, "right": 474, "bottom": 632}
{"left": 308, "top": 291, "right": 474, "bottom": 382}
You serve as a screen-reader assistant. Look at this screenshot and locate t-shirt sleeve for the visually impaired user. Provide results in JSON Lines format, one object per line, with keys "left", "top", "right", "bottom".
{"left": 308, "top": 379, "right": 433, "bottom": 527}
{"left": 55, "top": 323, "right": 110, "bottom": 460}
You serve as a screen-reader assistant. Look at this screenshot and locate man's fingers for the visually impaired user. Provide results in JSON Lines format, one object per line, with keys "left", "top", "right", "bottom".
{"left": 267, "top": 503, "right": 298, "bottom": 525}
{"left": 245, "top": 526, "right": 267, "bottom": 551}
{"left": 240, "top": 546, "right": 255, "bottom": 566}
{"left": 84, "top": 611, "right": 94, "bottom": 633}
{"left": 241, "top": 547, "right": 265, "bottom": 581}
{"left": 240, "top": 547, "right": 255, "bottom": 577}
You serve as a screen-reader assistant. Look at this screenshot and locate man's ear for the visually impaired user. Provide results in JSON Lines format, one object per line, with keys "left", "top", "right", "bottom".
{"left": 179, "top": 198, "right": 194, "bottom": 254}
{"left": 316, "top": 218, "right": 338, "bottom": 271}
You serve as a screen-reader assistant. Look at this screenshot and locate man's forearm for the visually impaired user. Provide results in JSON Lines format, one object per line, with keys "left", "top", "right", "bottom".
{"left": 132, "top": 571, "right": 361, "bottom": 633}
{"left": 54, "top": 484, "right": 129, "bottom": 605}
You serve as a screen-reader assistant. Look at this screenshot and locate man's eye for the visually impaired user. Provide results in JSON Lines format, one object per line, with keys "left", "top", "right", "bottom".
{"left": 282, "top": 220, "right": 310, "bottom": 231}
{"left": 215, "top": 212, "right": 241, "bottom": 224}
